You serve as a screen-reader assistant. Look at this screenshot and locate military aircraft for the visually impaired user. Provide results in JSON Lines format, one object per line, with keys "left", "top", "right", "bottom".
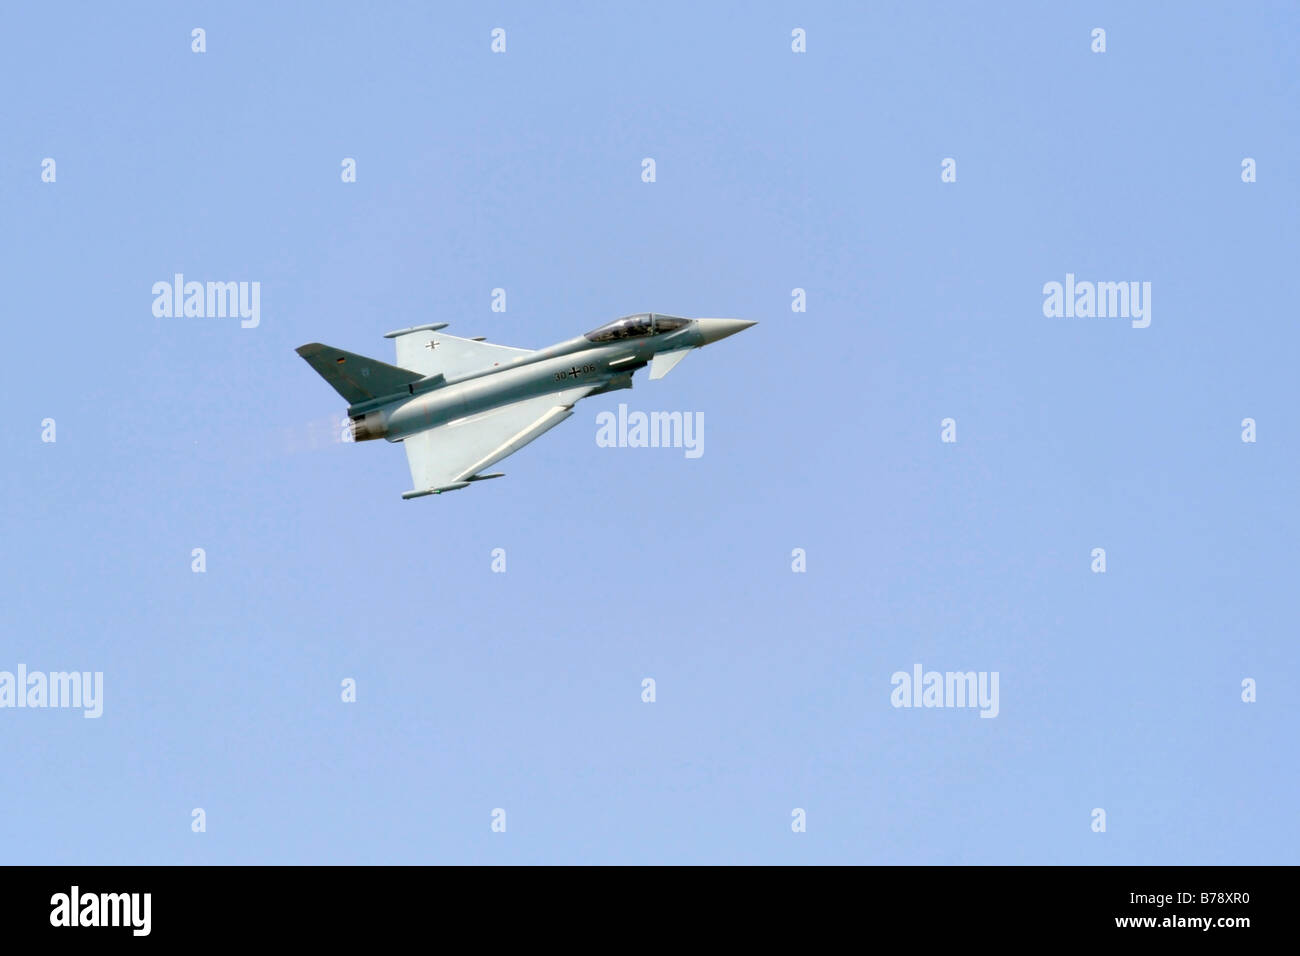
{"left": 296, "top": 314, "right": 756, "bottom": 498}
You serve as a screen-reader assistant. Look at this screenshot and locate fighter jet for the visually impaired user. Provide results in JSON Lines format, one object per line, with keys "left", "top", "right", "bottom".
{"left": 296, "top": 314, "right": 756, "bottom": 498}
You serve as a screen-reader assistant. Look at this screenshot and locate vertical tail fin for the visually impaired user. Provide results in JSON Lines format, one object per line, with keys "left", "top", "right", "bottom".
{"left": 295, "top": 343, "right": 423, "bottom": 405}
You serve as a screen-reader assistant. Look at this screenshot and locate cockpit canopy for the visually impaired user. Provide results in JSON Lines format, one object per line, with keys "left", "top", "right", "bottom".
{"left": 584, "top": 313, "right": 690, "bottom": 342}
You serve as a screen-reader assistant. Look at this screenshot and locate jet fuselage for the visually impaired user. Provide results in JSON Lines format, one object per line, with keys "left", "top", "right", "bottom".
{"left": 296, "top": 313, "right": 756, "bottom": 496}
{"left": 352, "top": 324, "right": 703, "bottom": 442}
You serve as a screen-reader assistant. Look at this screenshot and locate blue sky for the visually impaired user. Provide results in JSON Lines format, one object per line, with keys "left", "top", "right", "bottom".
{"left": 1, "top": 2, "right": 1296, "bottom": 864}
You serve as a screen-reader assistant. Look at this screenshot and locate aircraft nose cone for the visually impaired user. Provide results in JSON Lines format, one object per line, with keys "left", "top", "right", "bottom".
{"left": 696, "top": 318, "right": 758, "bottom": 345}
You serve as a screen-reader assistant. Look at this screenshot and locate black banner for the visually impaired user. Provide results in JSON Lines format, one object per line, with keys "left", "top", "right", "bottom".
{"left": 0, "top": 865, "right": 1280, "bottom": 942}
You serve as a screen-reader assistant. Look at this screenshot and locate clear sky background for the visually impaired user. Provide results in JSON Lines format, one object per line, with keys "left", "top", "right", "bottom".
{"left": 2, "top": 2, "right": 1296, "bottom": 864}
